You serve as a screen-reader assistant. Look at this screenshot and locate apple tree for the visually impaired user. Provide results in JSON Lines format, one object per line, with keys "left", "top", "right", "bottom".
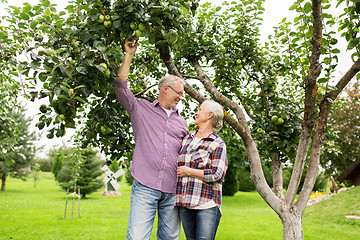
{"left": 3, "top": 0, "right": 360, "bottom": 239}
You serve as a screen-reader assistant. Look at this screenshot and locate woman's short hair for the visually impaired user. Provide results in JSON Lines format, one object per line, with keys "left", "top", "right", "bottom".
{"left": 158, "top": 75, "right": 185, "bottom": 91}
{"left": 203, "top": 100, "right": 224, "bottom": 132}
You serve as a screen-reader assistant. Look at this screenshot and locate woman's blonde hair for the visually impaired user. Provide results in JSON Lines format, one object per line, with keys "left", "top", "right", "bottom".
{"left": 202, "top": 100, "right": 224, "bottom": 132}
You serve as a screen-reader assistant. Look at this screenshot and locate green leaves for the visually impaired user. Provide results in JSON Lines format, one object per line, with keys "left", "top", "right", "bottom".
{"left": 20, "top": 12, "right": 30, "bottom": 20}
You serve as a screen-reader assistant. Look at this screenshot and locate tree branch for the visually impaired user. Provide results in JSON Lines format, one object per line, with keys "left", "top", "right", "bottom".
{"left": 296, "top": 57, "right": 360, "bottom": 212}
{"left": 181, "top": 74, "right": 200, "bottom": 80}
{"left": 188, "top": 55, "right": 251, "bottom": 137}
{"left": 134, "top": 83, "right": 157, "bottom": 97}
{"left": 285, "top": 0, "right": 323, "bottom": 206}
{"left": 327, "top": 58, "right": 360, "bottom": 100}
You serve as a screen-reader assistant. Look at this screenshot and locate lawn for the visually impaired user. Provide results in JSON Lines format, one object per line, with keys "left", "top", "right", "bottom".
{"left": 0, "top": 172, "right": 359, "bottom": 239}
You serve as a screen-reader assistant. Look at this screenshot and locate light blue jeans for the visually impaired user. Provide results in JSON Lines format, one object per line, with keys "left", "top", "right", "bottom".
{"left": 127, "top": 179, "right": 180, "bottom": 240}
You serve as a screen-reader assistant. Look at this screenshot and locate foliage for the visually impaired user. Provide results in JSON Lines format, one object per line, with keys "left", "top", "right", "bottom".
{"left": 321, "top": 81, "right": 360, "bottom": 181}
{"left": 125, "top": 168, "right": 134, "bottom": 186}
{"left": 237, "top": 167, "right": 256, "bottom": 192}
{"left": 36, "top": 157, "right": 53, "bottom": 172}
{"left": 282, "top": 167, "right": 327, "bottom": 193}
{"left": 55, "top": 147, "right": 104, "bottom": 198}
{"left": 0, "top": 6, "right": 23, "bottom": 163}
{"left": 51, "top": 147, "right": 72, "bottom": 178}
{"left": 223, "top": 166, "right": 239, "bottom": 196}
{"left": 0, "top": 0, "right": 200, "bottom": 164}
{"left": 0, "top": 105, "right": 37, "bottom": 191}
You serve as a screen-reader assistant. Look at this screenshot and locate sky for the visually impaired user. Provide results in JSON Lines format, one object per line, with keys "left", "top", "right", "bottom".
{"left": 0, "top": 0, "right": 354, "bottom": 158}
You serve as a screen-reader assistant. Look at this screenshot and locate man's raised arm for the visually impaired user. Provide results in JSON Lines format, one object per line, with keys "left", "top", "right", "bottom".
{"left": 115, "top": 39, "right": 138, "bottom": 82}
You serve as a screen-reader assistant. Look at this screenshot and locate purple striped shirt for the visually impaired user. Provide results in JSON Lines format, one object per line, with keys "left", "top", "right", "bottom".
{"left": 114, "top": 80, "right": 188, "bottom": 193}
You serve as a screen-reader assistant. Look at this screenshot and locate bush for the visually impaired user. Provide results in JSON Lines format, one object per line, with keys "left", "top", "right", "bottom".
{"left": 283, "top": 167, "right": 327, "bottom": 193}
{"left": 237, "top": 168, "right": 256, "bottom": 192}
{"left": 223, "top": 166, "right": 239, "bottom": 196}
{"left": 36, "top": 158, "right": 53, "bottom": 172}
{"left": 125, "top": 169, "right": 134, "bottom": 185}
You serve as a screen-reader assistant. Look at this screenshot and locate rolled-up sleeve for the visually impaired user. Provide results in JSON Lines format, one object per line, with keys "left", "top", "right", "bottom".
{"left": 204, "top": 143, "right": 227, "bottom": 183}
{"left": 114, "top": 80, "right": 136, "bottom": 113}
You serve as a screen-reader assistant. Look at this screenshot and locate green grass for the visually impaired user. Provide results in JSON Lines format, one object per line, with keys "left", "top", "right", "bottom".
{"left": 0, "top": 172, "right": 359, "bottom": 239}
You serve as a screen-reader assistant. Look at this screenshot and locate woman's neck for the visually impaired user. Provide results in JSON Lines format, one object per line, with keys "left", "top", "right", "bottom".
{"left": 195, "top": 125, "right": 213, "bottom": 138}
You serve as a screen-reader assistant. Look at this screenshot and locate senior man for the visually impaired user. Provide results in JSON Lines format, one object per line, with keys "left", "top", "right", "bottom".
{"left": 114, "top": 39, "right": 188, "bottom": 240}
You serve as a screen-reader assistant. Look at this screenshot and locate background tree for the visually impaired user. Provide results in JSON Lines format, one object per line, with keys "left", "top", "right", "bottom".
{"left": 321, "top": 81, "right": 360, "bottom": 182}
{"left": 51, "top": 146, "right": 72, "bottom": 179}
{"left": 56, "top": 147, "right": 104, "bottom": 198}
{"left": 0, "top": 0, "right": 22, "bottom": 171}
{"left": 0, "top": 105, "right": 37, "bottom": 191}
{"left": 3, "top": 0, "right": 360, "bottom": 239}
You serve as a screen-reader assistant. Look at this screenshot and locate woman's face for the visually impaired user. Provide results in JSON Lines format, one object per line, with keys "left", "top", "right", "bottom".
{"left": 194, "top": 103, "right": 211, "bottom": 126}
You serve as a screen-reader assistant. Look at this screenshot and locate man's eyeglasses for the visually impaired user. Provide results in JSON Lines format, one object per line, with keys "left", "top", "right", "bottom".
{"left": 167, "top": 85, "right": 184, "bottom": 97}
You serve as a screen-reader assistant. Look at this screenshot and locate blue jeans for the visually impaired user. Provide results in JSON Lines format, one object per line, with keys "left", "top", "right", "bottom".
{"left": 179, "top": 206, "right": 221, "bottom": 240}
{"left": 127, "top": 179, "right": 180, "bottom": 240}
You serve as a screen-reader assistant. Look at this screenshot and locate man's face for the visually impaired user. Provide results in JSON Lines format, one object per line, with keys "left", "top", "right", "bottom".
{"left": 165, "top": 81, "right": 184, "bottom": 110}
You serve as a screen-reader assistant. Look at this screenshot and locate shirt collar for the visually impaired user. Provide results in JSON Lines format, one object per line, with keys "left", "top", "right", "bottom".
{"left": 153, "top": 100, "right": 179, "bottom": 113}
{"left": 189, "top": 130, "right": 217, "bottom": 140}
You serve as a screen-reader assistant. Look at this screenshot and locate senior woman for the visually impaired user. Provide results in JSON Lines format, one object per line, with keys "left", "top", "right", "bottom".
{"left": 176, "top": 100, "right": 228, "bottom": 240}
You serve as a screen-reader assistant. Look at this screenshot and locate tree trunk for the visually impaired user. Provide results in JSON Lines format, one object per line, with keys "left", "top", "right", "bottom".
{"left": 1, "top": 172, "right": 7, "bottom": 191}
{"left": 280, "top": 207, "right": 303, "bottom": 240}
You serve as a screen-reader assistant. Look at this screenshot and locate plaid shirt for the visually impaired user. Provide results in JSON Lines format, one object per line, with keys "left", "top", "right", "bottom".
{"left": 175, "top": 131, "right": 228, "bottom": 210}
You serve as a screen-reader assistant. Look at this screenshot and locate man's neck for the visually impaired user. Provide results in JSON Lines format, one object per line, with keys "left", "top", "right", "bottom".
{"left": 158, "top": 98, "right": 173, "bottom": 111}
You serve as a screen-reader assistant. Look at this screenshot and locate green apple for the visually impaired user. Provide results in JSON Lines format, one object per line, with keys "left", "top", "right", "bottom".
{"left": 277, "top": 118, "right": 284, "bottom": 125}
{"left": 59, "top": 114, "right": 65, "bottom": 120}
{"left": 257, "top": 128, "right": 263, "bottom": 134}
{"left": 138, "top": 23, "right": 145, "bottom": 31}
{"left": 135, "top": 29, "right": 142, "bottom": 38}
{"left": 104, "top": 68, "right": 111, "bottom": 77}
{"left": 271, "top": 115, "right": 278, "bottom": 123}
{"left": 106, "top": 128, "right": 112, "bottom": 134}
{"left": 100, "top": 126, "right": 107, "bottom": 134}
{"left": 104, "top": 20, "right": 111, "bottom": 28}
{"left": 235, "top": 64, "right": 242, "bottom": 70}
{"left": 105, "top": 15, "right": 111, "bottom": 21}
{"left": 97, "top": 14, "right": 105, "bottom": 23}
{"left": 236, "top": 59, "right": 242, "bottom": 65}
{"left": 130, "top": 22, "right": 137, "bottom": 30}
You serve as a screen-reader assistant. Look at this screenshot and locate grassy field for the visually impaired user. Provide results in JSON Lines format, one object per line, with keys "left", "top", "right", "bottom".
{"left": 0, "top": 172, "right": 359, "bottom": 240}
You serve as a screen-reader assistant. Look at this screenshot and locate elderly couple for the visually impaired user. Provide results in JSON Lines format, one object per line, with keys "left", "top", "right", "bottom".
{"left": 114, "top": 39, "right": 228, "bottom": 240}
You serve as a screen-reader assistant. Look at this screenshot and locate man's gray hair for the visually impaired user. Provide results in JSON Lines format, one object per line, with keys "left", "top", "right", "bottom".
{"left": 158, "top": 75, "right": 186, "bottom": 91}
{"left": 203, "top": 100, "right": 224, "bottom": 132}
